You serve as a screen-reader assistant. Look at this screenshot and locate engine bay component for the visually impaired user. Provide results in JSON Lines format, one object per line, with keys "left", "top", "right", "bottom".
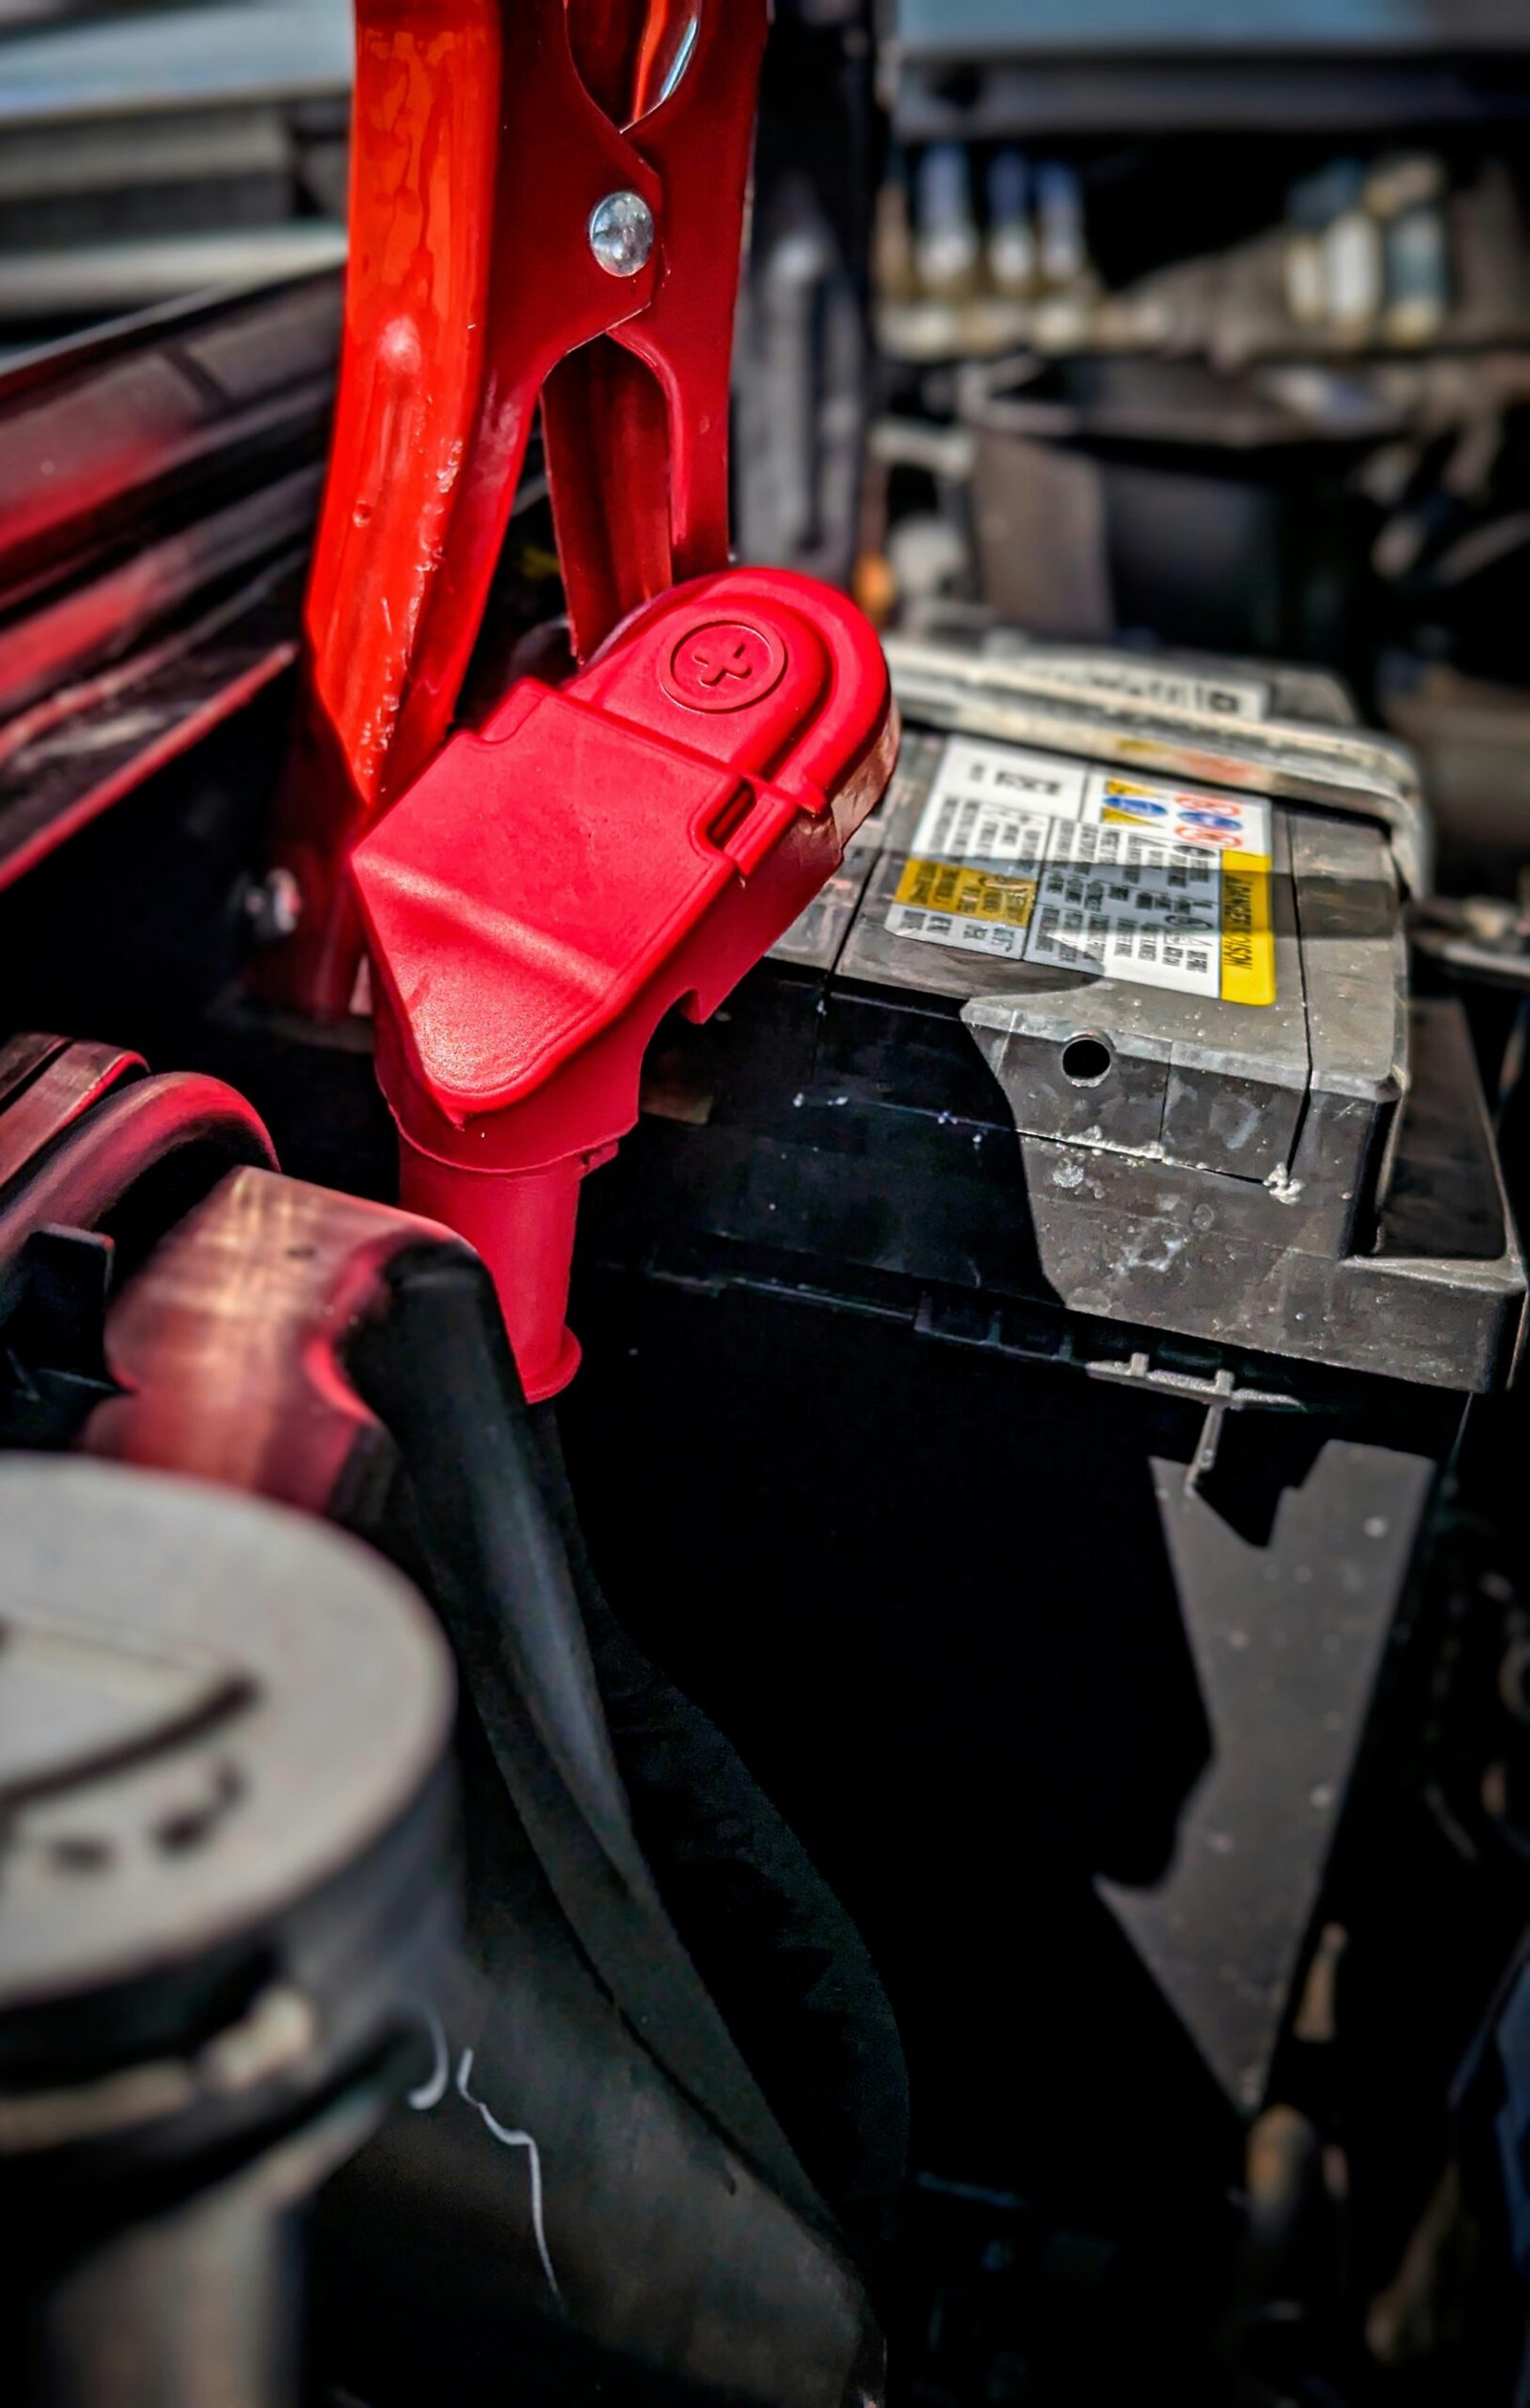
{"left": 0, "top": 1456, "right": 456, "bottom": 2407}
{"left": 0, "top": 1037, "right": 898, "bottom": 2407}
{"left": 0, "top": 274, "right": 339, "bottom": 895}
{"left": 565, "top": 625, "right": 1520, "bottom": 2138}
{"left": 803, "top": 635, "right": 1522, "bottom": 1387}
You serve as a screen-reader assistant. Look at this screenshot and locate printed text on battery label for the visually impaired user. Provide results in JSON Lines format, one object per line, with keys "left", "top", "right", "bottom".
{"left": 887, "top": 739, "right": 1277, "bottom": 1005}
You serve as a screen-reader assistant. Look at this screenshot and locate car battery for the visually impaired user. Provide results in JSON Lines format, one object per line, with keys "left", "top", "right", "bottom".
{"left": 759, "top": 631, "right": 1520, "bottom": 1392}
{"left": 563, "top": 630, "right": 1526, "bottom": 2152}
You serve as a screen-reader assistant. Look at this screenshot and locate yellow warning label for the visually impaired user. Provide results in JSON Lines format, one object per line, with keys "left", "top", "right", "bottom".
{"left": 1219, "top": 856, "right": 1275, "bottom": 1006}
{"left": 895, "top": 857, "right": 1037, "bottom": 929}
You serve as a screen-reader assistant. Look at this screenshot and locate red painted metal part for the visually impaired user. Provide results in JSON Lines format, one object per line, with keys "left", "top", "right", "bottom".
{"left": 85, "top": 1168, "right": 461, "bottom": 1519}
{"left": 354, "top": 565, "right": 898, "bottom": 1400}
{"left": 270, "top": 0, "right": 768, "bottom": 1016}
{"left": 0, "top": 1039, "right": 145, "bottom": 1191}
{"left": 0, "top": 1070, "right": 277, "bottom": 1318}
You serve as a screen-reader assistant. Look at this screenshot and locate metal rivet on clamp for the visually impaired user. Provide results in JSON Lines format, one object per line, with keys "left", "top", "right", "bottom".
{"left": 588, "top": 190, "right": 655, "bottom": 277}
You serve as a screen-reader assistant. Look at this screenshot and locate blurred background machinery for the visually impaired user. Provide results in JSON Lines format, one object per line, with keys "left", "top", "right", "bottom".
{"left": 848, "top": 0, "right": 1530, "bottom": 900}
{"left": 12, "top": 0, "right": 1530, "bottom": 878}
{"left": 0, "top": 0, "right": 347, "bottom": 348}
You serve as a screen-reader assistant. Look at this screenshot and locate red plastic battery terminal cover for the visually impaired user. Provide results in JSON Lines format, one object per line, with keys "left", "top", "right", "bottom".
{"left": 351, "top": 564, "right": 898, "bottom": 1401}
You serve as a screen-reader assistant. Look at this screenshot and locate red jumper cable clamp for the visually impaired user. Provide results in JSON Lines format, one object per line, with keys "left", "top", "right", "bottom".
{"left": 291, "top": 0, "right": 899, "bottom": 1397}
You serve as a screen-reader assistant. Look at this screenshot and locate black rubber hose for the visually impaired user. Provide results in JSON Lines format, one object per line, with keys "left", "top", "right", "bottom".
{"left": 347, "top": 1244, "right": 907, "bottom": 2244}
{"left": 529, "top": 1404, "right": 909, "bottom": 2244}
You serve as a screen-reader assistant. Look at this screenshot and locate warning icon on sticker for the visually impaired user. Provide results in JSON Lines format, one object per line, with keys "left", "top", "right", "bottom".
{"left": 1174, "top": 806, "right": 1247, "bottom": 835}
{"left": 1101, "top": 799, "right": 1170, "bottom": 824}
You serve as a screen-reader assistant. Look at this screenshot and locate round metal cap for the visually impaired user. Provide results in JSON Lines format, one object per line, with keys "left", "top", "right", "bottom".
{"left": 0, "top": 1460, "right": 454, "bottom": 2039}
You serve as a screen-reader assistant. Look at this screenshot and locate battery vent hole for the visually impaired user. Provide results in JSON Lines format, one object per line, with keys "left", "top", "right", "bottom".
{"left": 1061, "top": 1035, "right": 1112, "bottom": 1086}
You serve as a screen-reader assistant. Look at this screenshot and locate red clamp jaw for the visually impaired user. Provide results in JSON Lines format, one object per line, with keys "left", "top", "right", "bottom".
{"left": 270, "top": 0, "right": 771, "bottom": 1017}
{"left": 353, "top": 569, "right": 897, "bottom": 1399}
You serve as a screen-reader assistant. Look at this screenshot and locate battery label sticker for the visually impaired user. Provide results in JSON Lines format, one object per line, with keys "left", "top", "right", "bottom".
{"left": 885, "top": 741, "right": 1276, "bottom": 1004}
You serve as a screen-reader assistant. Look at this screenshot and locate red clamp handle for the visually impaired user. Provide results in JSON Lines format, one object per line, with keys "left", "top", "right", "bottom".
{"left": 353, "top": 568, "right": 898, "bottom": 1398}
{"left": 271, "top": 0, "right": 769, "bottom": 1016}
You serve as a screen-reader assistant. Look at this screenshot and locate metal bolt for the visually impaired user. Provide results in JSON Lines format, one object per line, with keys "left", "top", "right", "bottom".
{"left": 588, "top": 190, "right": 654, "bottom": 278}
{"left": 245, "top": 865, "right": 303, "bottom": 943}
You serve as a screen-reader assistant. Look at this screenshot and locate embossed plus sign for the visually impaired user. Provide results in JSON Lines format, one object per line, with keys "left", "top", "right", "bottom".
{"left": 692, "top": 634, "right": 754, "bottom": 687}
{"left": 663, "top": 619, "right": 787, "bottom": 713}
